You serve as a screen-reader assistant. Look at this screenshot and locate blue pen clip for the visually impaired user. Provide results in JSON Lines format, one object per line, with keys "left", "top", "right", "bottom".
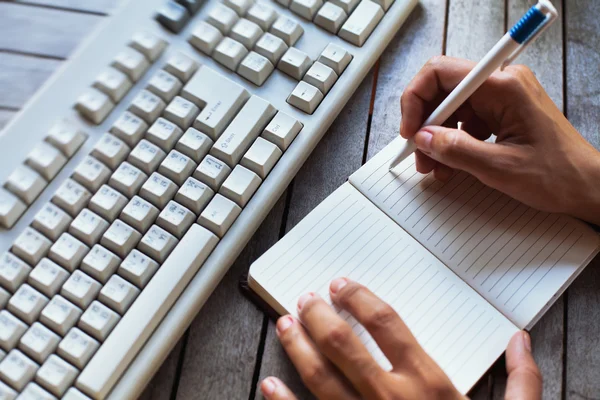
{"left": 501, "top": 0, "right": 558, "bottom": 69}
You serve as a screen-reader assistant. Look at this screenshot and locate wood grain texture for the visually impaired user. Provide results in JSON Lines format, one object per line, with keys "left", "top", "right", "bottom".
{"left": 565, "top": 1, "right": 600, "bottom": 398}
{"left": 13, "top": 0, "right": 119, "bottom": 14}
{"left": 0, "top": 3, "right": 102, "bottom": 58}
{"left": 255, "top": 71, "right": 376, "bottom": 400}
{"left": 138, "top": 340, "right": 183, "bottom": 400}
{"left": 175, "top": 195, "right": 287, "bottom": 399}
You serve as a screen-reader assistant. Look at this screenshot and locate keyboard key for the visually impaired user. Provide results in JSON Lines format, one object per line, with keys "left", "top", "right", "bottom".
{"left": 0, "top": 350, "right": 38, "bottom": 391}
{"left": 36, "top": 354, "right": 78, "bottom": 397}
{"left": 91, "top": 134, "right": 130, "bottom": 171}
{"left": 78, "top": 301, "right": 120, "bottom": 342}
{"left": 194, "top": 155, "right": 232, "bottom": 191}
{"left": 98, "top": 275, "right": 140, "bottom": 315}
{"left": 69, "top": 209, "right": 110, "bottom": 248}
{"left": 175, "top": 177, "right": 214, "bottom": 215}
{"left": 338, "top": 0, "right": 383, "bottom": 46}
{"left": 156, "top": 1, "right": 190, "bottom": 33}
{"left": 158, "top": 150, "right": 197, "bottom": 186}
{"left": 207, "top": 4, "right": 240, "bottom": 34}
{"left": 27, "top": 259, "right": 69, "bottom": 298}
{"left": 175, "top": 128, "right": 213, "bottom": 163}
{"left": 241, "top": 137, "right": 282, "bottom": 178}
{"left": 146, "top": 118, "right": 184, "bottom": 152}
{"left": 211, "top": 96, "right": 277, "bottom": 167}
{"left": 254, "top": 32, "right": 287, "bottom": 65}
{"left": 48, "top": 233, "right": 89, "bottom": 273}
{"left": 39, "top": 295, "right": 82, "bottom": 336}
{"left": 110, "top": 111, "right": 148, "bottom": 147}
{"left": 277, "top": 47, "right": 312, "bottom": 80}
{"left": 147, "top": 70, "right": 182, "bottom": 103}
{"left": 303, "top": 61, "right": 338, "bottom": 94}
{"left": 289, "top": 0, "right": 323, "bottom": 20}
{"left": 318, "top": 43, "right": 352, "bottom": 75}
{"left": 139, "top": 173, "right": 178, "bottom": 209}
{"left": 372, "top": 0, "right": 394, "bottom": 11}
{"left": 163, "top": 96, "right": 200, "bottom": 130}
{"left": 7, "top": 284, "right": 49, "bottom": 324}
{"left": 238, "top": 51, "right": 274, "bottom": 86}
{"left": 129, "top": 90, "right": 166, "bottom": 124}
{"left": 52, "top": 179, "right": 91, "bottom": 217}
{"left": 164, "top": 52, "right": 199, "bottom": 83}
{"left": 137, "top": 223, "right": 180, "bottom": 262}
{"left": 32, "top": 203, "right": 72, "bottom": 241}
{"left": 329, "top": 0, "right": 360, "bottom": 13}
{"left": 270, "top": 16, "right": 304, "bottom": 46}
{"left": 213, "top": 37, "right": 249, "bottom": 71}
{"left": 189, "top": 21, "right": 223, "bottom": 55}
{"left": 75, "top": 88, "right": 114, "bottom": 124}
{"left": 109, "top": 162, "right": 148, "bottom": 198}
{"left": 12, "top": 228, "right": 52, "bottom": 266}
{"left": 45, "top": 121, "right": 87, "bottom": 158}
{"left": 176, "top": 0, "right": 202, "bottom": 13}
{"left": 118, "top": 250, "right": 159, "bottom": 288}
{"left": 76, "top": 225, "right": 218, "bottom": 399}
{"left": 26, "top": 142, "right": 68, "bottom": 181}
{"left": 0, "top": 188, "right": 26, "bottom": 229}
{"left": 0, "top": 311, "right": 27, "bottom": 351}
{"left": 120, "top": 196, "right": 159, "bottom": 234}
{"left": 18, "top": 323, "right": 60, "bottom": 364}
{"left": 112, "top": 48, "right": 150, "bottom": 82}
{"left": 130, "top": 32, "right": 168, "bottom": 62}
{"left": 19, "top": 382, "right": 54, "bottom": 400}
{"left": 198, "top": 194, "right": 242, "bottom": 237}
{"left": 0, "top": 380, "right": 17, "bottom": 400}
{"left": 181, "top": 66, "right": 250, "bottom": 140}
{"left": 246, "top": 3, "right": 278, "bottom": 30}
{"left": 223, "top": 0, "right": 254, "bottom": 15}
{"left": 89, "top": 185, "right": 128, "bottom": 222}
{"left": 93, "top": 67, "right": 133, "bottom": 103}
{"left": 5, "top": 165, "right": 47, "bottom": 205}
{"left": 61, "top": 271, "right": 101, "bottom": 310}
{"left": 156, "top": 201, "right": 195, "bottom": 239}
{"left": 287, "top": 81, "right": 324, "bottom": 114}
{"left": 0, "top": 253, "right": 31, "bottom": 293}
{"left": 80, "top": 245, "right": 121, "bottom": 284}
{"left": 219, "top": 165, "right": 261, "bottom": 207}
{"left": 314, "top": 2, "right": 347, "bottom": 34}
{"left": 230, "top": 19, "right": 263, "bottom": 49}
{"left": 72, "top": 156, "right": 111, "bottom": 193}
{"left": 128, "top": 139, "right": 167, "bottom": 175}
{"left": 100, "top": 220, "right": 142, "bottom": 259}
{"left": 57, "top": 328, "right": 99, "bottom": 370}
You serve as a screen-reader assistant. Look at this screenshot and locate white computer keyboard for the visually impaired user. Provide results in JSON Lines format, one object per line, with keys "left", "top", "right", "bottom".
{"left": 0, "top": 0, "right": 417, "bottom": 398}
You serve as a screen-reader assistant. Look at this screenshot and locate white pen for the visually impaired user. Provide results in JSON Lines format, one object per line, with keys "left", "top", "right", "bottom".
{"left": 388, "top": 0, "right": 558, "bottom": 170}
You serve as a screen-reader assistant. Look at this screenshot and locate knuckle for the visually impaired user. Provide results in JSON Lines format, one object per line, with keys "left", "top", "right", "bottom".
{"left": 337, "top": 283, "right": 364, "bottom": 306}
{"left": 364, "top": 303, "right": 398, "bottom": 332}
{"left": 301, "top": 361, "right": 329, "bottom": 389}
{"left": 426, "top": 55, "right": 447, "bottom": 69}
{"left": 433, "top": 129, "right": 460, "bottom": 158}
{"left": 320, "top": 322, "right": 353, "bottom": 352}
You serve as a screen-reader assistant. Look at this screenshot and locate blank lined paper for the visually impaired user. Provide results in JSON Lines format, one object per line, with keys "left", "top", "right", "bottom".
{"left": 350, "top": 137, "right": 600, "bottom": 328}
{"left": 250, "top": 183, "right": 518, "bottom": 394}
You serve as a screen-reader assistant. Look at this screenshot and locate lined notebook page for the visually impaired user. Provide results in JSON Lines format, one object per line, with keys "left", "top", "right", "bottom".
{"left": 250, "top": 183, "right": 518, "bottom": 394}
{"left": 349, "top": 137, "right": 600, "bottom": 328}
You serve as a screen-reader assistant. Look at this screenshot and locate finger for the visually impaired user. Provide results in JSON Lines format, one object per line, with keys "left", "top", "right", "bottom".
{"left": 261, "top": 377, "right": 299, "bottom": 400}
{"left": 415, "top": 150, "right": 437, "bottom": 174}
{"left": 433, "top": 164, "right": 454, "bottom": 182}
{"left": 505, "top": 331, "right": 542, "bottom": 400}
{"left": 275, "top": 315, "right": 360, "bottom": 400}
{"left": 297, "top": 293, "right": 385, "bottom": 398}
{"left": 328, "top": 278, "right": 423, "bottom": 369}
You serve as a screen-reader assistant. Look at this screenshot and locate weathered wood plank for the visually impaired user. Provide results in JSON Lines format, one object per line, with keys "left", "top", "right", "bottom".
{"left": 13, "top": 0, "right": 119, "bottom": 14}
{"left": 138, "top": 340, "right": 183, "bottom": 400}
{"left": 565, "top": 1, "right": 600, "bottom": 397}
{"left": 175, "top": 195, "right": 287, "bottom": 399}
{"left": 255, "top": 71, "right": 376, "bottom": 399}
{"left": 0, "top": 110, "right": 15, "bottom": 132}
{"left": 0, "top": 3, "right": 102, "bottom": 58}
{"left": 0, "top": 53, "right": 61, "bottom": 109}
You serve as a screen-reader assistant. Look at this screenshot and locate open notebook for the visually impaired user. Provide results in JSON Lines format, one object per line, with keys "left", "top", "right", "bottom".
{"left": 248, "top": 137, "right": 600, "bottom": 394}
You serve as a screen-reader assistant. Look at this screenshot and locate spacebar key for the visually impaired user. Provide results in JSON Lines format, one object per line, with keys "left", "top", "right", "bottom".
{"left": 76, "top": 224, "right": 219, "bottom": 399}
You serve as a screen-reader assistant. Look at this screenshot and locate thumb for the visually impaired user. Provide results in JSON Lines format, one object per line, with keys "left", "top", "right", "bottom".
{"left": 413, "top": 126, "right": 517, "bottom": 181}
{"left": 504, "top": 331, "right": 542, "bottom": 400}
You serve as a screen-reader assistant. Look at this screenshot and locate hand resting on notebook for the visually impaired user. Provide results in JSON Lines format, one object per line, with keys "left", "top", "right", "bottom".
{"left": 260, "top": 278, "right": 541, "bottom": 400}
{"left": 400, "top": 56, "right": 600, "bottom": 226}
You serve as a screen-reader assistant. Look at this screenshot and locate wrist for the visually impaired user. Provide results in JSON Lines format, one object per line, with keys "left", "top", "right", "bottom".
{"left": 566, "top": 150, "right": 600, "bottom": 226}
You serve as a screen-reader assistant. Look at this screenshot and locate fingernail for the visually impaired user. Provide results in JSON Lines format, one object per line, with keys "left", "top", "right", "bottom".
{"left": 261, "top": 377, "right": 276, "bottom": 397}
{"left": 297, "top": 292, "right": 314, "bottom": 311}
{"left": 330, "top": 278, "right": 348, "bottom": 294}
{"left": 276, "top": 316, "right": 293, "bottom": 336}
{"left": 522, "top": 331, "right": 532, "bottom": 352}
{"left": 415, "top": 130, "right": 433, "bottom": 152}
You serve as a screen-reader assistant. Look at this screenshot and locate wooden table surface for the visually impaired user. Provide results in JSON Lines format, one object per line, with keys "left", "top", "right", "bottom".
{"left": 1, "top": 0, "right": 599, "bottom": 398}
